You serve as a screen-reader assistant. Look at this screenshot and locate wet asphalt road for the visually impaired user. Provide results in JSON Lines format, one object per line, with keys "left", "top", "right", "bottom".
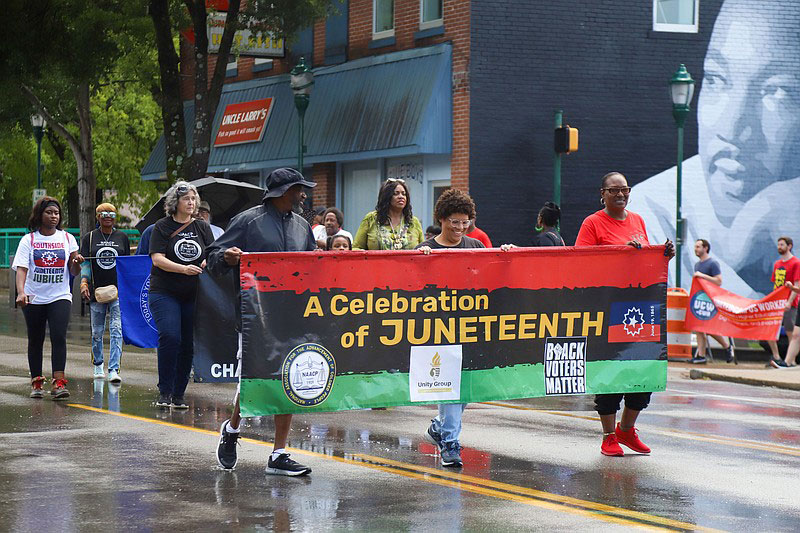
{"left": 1, "top": 310, "right": 800, "bottom": 531}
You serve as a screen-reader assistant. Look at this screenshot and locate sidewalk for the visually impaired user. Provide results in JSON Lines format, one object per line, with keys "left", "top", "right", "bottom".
{"left": 672, "top": 361, "right": 800, "bottom": 392}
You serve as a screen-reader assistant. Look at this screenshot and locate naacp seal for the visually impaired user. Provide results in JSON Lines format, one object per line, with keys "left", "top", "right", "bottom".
{"left": 282, "top": 343, "right": 336, "bottom": 407}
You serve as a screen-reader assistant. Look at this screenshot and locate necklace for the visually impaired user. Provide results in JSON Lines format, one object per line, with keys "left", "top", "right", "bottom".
{"left": 99, "top": 229, "right": 113, "bottom": 245}
{"left": 387, "top": 218, "right": 407, "bottom": 250}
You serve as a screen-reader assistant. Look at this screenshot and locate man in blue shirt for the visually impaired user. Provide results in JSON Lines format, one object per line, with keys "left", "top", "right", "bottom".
{"left": 692, "top": 239, "right": 735, "bottom": 364}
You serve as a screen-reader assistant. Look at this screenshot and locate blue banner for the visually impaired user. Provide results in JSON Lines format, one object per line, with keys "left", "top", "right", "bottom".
{"left": 116, "top": 255, "right": 158, "bottom": 348}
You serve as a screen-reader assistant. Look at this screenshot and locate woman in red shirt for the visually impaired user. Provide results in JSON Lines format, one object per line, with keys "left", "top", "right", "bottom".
{"left": 576, "top": 172, "right": 674, "bottom": 457}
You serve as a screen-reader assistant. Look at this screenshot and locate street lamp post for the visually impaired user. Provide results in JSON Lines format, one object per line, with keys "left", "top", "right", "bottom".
{"left": 669, "top": 64, "right": 695, "bottom": 289}
{"left": 290, "top": 57, "right": 314, "bottom": 173}
{"left": 30, "top": 114, "right": 46, "bottom": 190}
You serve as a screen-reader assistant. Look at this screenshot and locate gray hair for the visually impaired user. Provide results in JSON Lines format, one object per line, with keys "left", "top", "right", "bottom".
{"left": 163, "top": 181, "right": 200, "bottom": 216}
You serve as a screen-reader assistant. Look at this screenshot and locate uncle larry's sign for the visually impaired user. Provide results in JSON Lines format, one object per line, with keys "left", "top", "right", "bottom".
{"left": 214, "top": 98, "right": 274, "bottom": 147}
{"left": 236, "top": 246, "right": 669, "bottom": 416}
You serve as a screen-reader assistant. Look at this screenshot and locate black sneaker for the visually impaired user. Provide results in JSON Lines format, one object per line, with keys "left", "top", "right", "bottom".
{"left": 690, "top": 355, "right": 707, "bottom": 364}
{"left": 424, "top": 422, "right": 444, "bottom": 451}
{"left": 770, "top": 358, "right": 789, "bottom": 368}
{"left": 266, "top": 453, "right": 311, "bottom": 476}
{"left": 725, "top": 342, "right": 735, "bottom": 363}
{"left": 441, "top": 442, "right": 463, "bottom": 467}
{"left": 155, "top": 394, "right": 171, "bottom": 407}
{"left": 216, "top": 419, "right": 239, "bottom": 470}
{"left": 171, "top": 396, "right": 189, "bottom": 409}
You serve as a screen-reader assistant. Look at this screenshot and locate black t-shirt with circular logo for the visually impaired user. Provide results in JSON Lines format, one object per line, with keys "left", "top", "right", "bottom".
{"left": 79, "top": 228, "right": 130, "bottom": 301}
{"left": 149, "top": 217, "right": 214, "bottom": 300}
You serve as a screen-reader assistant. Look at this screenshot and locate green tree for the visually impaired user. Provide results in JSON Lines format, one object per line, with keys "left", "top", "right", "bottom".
{"left": 0, "top": 0, "right": 153, "bottom": 234}
{"left": 149, "top": 0, "right": 334, "bottom": 182}
{"left": 0, "top": 126, "right": 69, "bottom": 227}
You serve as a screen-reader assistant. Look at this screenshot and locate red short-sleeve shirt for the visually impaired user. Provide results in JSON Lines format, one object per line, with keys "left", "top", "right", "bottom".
{"left": 575, "top": 209, "right": 649, "bottom": 246}
{"left": 772, "top": 256, "right": 800, "bottom": 307}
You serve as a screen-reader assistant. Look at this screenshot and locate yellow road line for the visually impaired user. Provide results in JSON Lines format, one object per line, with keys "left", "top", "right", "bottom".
{"left": 354, "top": 453, "right": 720, "bottom": 532}
{"left": 67, "top": 403, "right": 693, "bottom": 531}
{"left": 482, "top": 401, "right": 800, "bottom": 457}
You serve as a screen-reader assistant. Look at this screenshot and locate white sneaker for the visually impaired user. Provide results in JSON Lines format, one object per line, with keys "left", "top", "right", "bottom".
{"left": 93, "top": 365, "right": 105, "bottom": 379}
{"left": 108, "top": 370, "right": 122, "bottom": 384}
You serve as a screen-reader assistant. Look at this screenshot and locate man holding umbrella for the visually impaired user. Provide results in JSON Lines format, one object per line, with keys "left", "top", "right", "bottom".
{"left": 206, "top": 167, "right": 316, "bottom": 476}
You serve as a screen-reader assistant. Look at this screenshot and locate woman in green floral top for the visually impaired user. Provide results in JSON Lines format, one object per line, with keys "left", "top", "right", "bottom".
{"left": 353, "top": 179, "right": 424, "bottom": 250}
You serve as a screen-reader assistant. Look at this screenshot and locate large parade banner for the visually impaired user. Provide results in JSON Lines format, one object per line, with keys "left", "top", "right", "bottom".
{"left": 238, "top": 246, "right": 669, "bottom": 417}
{"left": 684, "top": 277, "right": 790, "bottom": 340}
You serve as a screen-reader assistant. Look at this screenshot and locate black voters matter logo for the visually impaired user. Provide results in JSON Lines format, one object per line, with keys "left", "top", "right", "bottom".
{"left": 544, "top": 336, "right": 587, "bottom": 395}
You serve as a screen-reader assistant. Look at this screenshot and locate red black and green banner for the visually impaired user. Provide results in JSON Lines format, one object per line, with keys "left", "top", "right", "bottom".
{"left": 684, "top": 277, "right": 790, "bottom": 340}
{"left": 239, "top": 246, "right": 668, "bottom": 416}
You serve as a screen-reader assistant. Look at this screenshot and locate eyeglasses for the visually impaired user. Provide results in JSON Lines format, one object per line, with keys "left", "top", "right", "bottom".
{"left": 386, "top": 178, "right": 406, "bottom": 184}
{"left": 448, "top": 218, "right": 472, "bottom": 228}
{"left": 98, "top": 211, "right": 116, "bottom": 219}
{"left": 602, "top": 187, "right": 631, "bottom": 195}
{"left": 176, "top": 184, "right": 190, "bottom": 196}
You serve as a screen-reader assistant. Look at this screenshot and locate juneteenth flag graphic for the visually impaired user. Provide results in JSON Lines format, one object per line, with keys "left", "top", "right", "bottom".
{"left": 607, "top": 301, "right": 662, "bottom": 343}
{"left": 33, "top": 248, "right": 66, "bottom": 268}
{"left": 235, "top": 245, "right": 669, "bottom": 416}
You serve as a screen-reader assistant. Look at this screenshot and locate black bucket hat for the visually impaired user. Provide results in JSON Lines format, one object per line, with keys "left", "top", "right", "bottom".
{"left": 262, "top": 168, "right": 316, "bottom": 200}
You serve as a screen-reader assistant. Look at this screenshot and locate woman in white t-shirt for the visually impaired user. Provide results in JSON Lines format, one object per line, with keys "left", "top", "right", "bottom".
{"left": 12, "top": 197, "right": 84, "bottom": 400}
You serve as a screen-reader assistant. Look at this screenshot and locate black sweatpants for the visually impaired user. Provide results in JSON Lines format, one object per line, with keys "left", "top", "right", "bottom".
{"left": 594, "top": 392, "right": 652, "bottom": 416}
{"left": 22, "top": 300, "right": 72, "bottom": 378}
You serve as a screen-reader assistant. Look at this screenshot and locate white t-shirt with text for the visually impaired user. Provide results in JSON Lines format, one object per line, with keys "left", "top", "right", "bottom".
{"left": 12, "top": 230, "right": 78, "bottom": 305}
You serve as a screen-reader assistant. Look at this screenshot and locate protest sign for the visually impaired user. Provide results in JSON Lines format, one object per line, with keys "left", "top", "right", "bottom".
{"left": 684, "top": 277, "right": 790, "bottom": 340}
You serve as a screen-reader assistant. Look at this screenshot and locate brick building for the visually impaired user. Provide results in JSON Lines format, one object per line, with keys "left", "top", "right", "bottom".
{"left": 143, "top": 0, "right": 469, "bottom": 231}
{"left": 143, "top": 0, "right": 797, "bottom": 297}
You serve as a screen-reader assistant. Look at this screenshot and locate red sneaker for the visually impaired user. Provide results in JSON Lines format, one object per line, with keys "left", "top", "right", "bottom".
{"left": 615, "top": 423, "right": 650, "bottom": 454}
{"left": 601, "top": 433, "right": 624, "bottom": 456}
{"left": 30, "top": 376, "right": 45, "bottom": 399}
{"left": 50, "top": 378, "right": 70, "bottom": 400}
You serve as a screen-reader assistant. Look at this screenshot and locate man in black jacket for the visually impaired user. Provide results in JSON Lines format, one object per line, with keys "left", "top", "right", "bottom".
{"left": 206, "top": 168, "right": 316, "bottom": 476}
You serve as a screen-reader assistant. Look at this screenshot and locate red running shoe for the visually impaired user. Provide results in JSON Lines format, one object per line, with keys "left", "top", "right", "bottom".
{"left": 615, "top": 423, "right": 651, "bottom": 454}
{"left": 601, "top": 433, "right": 624, "bottom": 456}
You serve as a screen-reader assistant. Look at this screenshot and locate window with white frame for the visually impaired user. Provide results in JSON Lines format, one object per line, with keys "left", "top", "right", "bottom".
{"left": 420, "top": 0, "right": 443, "bottom": 30}
{"left": 374, "top": 0, "right": 394, "bottom": 39}
{"left": 653, "top": 0, "right": 699, "bottom": 33}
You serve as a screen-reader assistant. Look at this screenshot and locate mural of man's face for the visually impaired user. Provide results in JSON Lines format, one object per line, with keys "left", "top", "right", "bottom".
{"left": 698, "top": 0, "right": 800, "bottom": 225}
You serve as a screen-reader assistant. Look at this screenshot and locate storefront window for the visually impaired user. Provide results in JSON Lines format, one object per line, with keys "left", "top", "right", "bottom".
{"left": 374, "top": 0, "right": 394, "bottom": 38}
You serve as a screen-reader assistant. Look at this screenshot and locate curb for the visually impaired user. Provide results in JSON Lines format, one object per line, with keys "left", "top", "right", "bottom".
{"left": 688, "top": 369, "right": 800, "bottom": 392}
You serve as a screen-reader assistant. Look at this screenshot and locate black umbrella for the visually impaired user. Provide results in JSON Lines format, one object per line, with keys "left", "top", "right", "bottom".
{"left": 135, "top": 177, "right": 264, "bottom": 233}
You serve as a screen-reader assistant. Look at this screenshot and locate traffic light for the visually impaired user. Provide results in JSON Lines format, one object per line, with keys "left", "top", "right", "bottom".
{"left": 554, "top": 125, "right": 579, "bottom": 153}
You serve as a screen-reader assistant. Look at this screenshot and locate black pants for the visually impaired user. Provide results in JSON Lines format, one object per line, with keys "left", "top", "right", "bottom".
{"left": 594, "top": 392, "right": 652, "bottom": 416}
{"left": 22, "top": 300, "right": 72, "bottom": 378}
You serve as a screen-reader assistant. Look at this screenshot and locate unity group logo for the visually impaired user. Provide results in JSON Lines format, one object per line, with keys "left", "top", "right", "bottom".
{"left": 282, "top": 343, "right": 336, "bottom": 407}
{"left": 409, "top": 344, "right": 462, "bottom": 402}
{"left": 608, "top": 301, "right": 661, "bottom": 343}
{"left": 544, "top": 336, "right": 587, "bottom": 395}
{"left": 430, "top": 352, "right": 441, "bottom": 377}
{"left": 689, "top": 291, "right": 717, "bottom": 321}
